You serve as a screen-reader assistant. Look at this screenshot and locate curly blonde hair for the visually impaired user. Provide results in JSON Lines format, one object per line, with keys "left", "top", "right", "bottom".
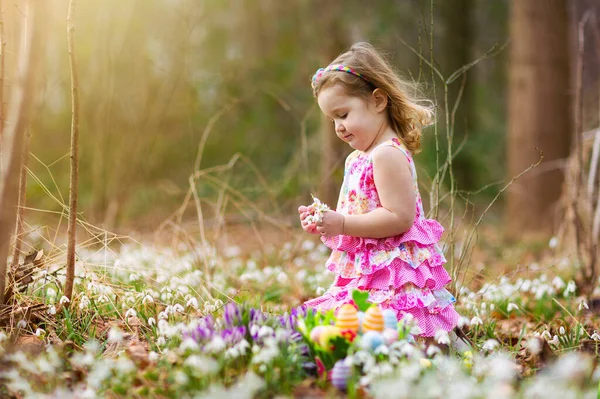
{"left": 311, "top": 42, "right": 434, "bottom": 154}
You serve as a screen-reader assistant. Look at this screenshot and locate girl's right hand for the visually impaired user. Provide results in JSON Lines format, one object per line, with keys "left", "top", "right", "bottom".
{"left": 298, "top": 205, "right": 318, "bottom": 234}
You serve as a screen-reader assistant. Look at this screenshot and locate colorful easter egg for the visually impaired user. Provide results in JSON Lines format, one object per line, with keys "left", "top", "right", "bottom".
{"left": 360, "top": 330, "right": 384, "bottom": 351}
{"left": 319, "top": 325, "right": 341, "bottom": 349}
{"left": 362, "top": 305, "right": 385, "bottom": 332}
{"left": 331, "top": 360, "right": 352, "bottom": 391}
{"left": 335, "top": 304, "right": 359, "bottom": 333}
{"left": 382, "top": 309, "right": 398, "bottom": 330}
{"left": 310, "top": 325, "right": 325, "bottom": 343}
{"left": 382, "top": 328, "right": 398, "bottom": 345}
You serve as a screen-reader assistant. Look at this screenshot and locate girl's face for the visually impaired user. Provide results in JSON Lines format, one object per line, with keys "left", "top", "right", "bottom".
{"left": 317, "top": 83, "right": 389, "bottom": 152}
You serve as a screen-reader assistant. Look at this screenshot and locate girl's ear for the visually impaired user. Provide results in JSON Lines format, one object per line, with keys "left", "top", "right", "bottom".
{"left": 371, "top": 88, "right": 388, "bottom": 113}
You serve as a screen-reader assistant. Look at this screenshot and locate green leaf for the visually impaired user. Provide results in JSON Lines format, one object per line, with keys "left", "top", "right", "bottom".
{"left": 352, "top": 289, "right": 370, "bottom": 312}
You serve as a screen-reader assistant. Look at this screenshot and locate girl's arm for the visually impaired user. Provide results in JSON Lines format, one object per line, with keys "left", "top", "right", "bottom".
{"left": 317, "top": 146, "right": 416, "bottom": 238}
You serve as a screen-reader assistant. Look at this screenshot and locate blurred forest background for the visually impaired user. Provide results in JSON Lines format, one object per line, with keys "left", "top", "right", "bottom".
{"left": 1, "top": 0, "right": 599, "bottom": 245}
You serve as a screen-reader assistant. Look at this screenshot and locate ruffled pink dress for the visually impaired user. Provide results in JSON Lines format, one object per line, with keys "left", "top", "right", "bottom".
{"left": 304, "top": 138, "right": 460, "bottom": 337}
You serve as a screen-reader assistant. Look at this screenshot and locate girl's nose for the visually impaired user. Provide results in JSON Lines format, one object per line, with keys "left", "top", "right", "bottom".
{"left": 335, "top": 123, "right": 345, "bottom": 133}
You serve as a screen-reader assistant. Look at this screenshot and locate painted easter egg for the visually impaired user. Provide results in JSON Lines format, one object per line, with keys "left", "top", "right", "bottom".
{"left": 310, "top": 325, "right": 325, "bottom": 343}
{"left": 360, "top": 330, "right": 384, "bottom": 351}
{"left": 335, "top": 304, "right": 359, "bottom": 333}
{"left": 362, "top": 305, "right": 385, "bottom": 332}
{"left": 382, "top": 328, "right": 398, "bottom": 345}
{"left": 382, "top": 309, "right": 398, "bottom": 330}
{"left": 331, "top": 360, "right": 352, "bottom": 391}
{"left": 319, "top": 325, "right": 341, "bottom": 349}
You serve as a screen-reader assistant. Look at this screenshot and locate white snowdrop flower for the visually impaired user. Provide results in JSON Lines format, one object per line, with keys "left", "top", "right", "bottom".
{"left": 541, "top": 330, "right": 552, "bottom": 340}
{"left": 551, "top": 276, "right": 566, "bottom": 290}
{"left": 180, "top": 337, "right": 199, "bottom": 351}
{"left": 79, "top": 295, "right": 91, "bottom": 310}
{"left": 98, "top": 294, "right": 109, "bottom": 303}
{"left": 17, "top": 319, "right": 26, "bottom": 329}
{"left": 302, "top": 240, "right": 315, "bottom": 251}
{"left": 374, "top": 345, "right": 389, "bottom": 356}
{"left": 142, "top": 295, "right": 154, "bottom": 305}
{"left": 184, "top": 355, "right": 219, "bottom": 374}
{"left": 470, "top": 316, "right": 483, "bottom": 326}
{"left": 156, "top": 336, "right": 166, "bottom": 347}
{"left": 125, "top": 308, "right": 137, "bottom": 318}
{"left": 315, "top": 286, "right": 326, "bottom": 295}
{"left": 434, "top": 330, "right": 450, "bottom": 345}
{"left": 158, "top": 319, "right": 169, "bottom": 333}
{"left": 46, "top": 287, "right": 57, "bottom": 298}
{"left": 410, "top": 325, "right": 422, "bottom": 336}
{"left": 225, "top": 346, "right": 240, "bottom": 359}
{"left": 295, "top": 269, "right": 307, "bottom": 281}
{"left": 186, "top": 297, "right": 198, "bottom": 309}
{"left": 559, "top": 326, "right": 566, "bottom": 335}
{"left": 205, "top": 336, "right": 225, "bottom": 353}
{"left": 237, "top": 339, "right": 250, "bottom": 354}
{"left": 47, "top": 305, "right": 56, "bottom": 315}
{"left": 526, "top": 338, "right": 542, "bottom": 355}
{"left": 173, "top": 304, "right": 184, "bottom": 314}
{"left": 252, "top": 344, "right": 260, "bottom": 354}
{"left": 591, "top": 332, "right": 600, "bottom": 341}
{"left": 426, "top": 345, "right": 441, "bottom": 357}
{"left": 457, "top": 316, "right": 470, "bottom": 328}
{"left": 129, "top": 273, "right": 140, "bottom": 282}
{"left": 579, "top": 300, "right": 589, "bottom": 310}
{"left": 148, "top": 351, "right": 159, "bottom": 362}
{"left": 490, "top": 303, "right": 495, "bottom": 311}
{"left": 550, "top": 335, "right": 559, "bottom": 346}
{"left": 35, "top": 328, "right": 45, "bottom": 337}
{"left": 276, "top": 272, "right": 288, "bottom": 284}
{"left": 507, "top": 303, "right": 519, "bottom": 312}
{"left": 107, "top": 327, "right": 124, "bottom": 342}
{"left": 482, "top": 339, "right": 500, "bottom": 351}
{"left": 158, "top": 311, "right": 168, "bottom": 320}
{"left": 214, "top": 299, "right": 223, "bottom": 308}
{"left": 0, "top": 331, "right": 7, "bottom": 343}
{"left": 59, "top": 296, "right": 70, "bottom": 304}
{"left": 548, "top": 236, "right": 558, "bottom": 249}
{"left": 250, "top": 324, "right": 260, "bottom": 338}
{"left": 148, "top": 317, "right": 156, "bottom": 327}
{"left": 481, "top": 302, "right": 487, "bottom": 310}
{"left": 564, "top": 280, "right": 577, "bottom": 297}
{"left": 258, "top": 325, "right": 274, "bottom": 338}
{"left": 520, "top": 279, "right": 531, "bottom": 292}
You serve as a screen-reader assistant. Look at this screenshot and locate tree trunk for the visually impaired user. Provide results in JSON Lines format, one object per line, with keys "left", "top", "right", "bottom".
{"left": 64, "top": 0, "right": 80, "bottom": 301}
{"left": 0, "top": 0, "right": 39, "bottom": 304}
{"left": 506, "top": 0, "right": 571, "bottom": 238}
{"left": 316, "top": 0, "right": 349, "bottom": 208}
{"left": 441, "top": 0, "right": 475, "bottom": 190}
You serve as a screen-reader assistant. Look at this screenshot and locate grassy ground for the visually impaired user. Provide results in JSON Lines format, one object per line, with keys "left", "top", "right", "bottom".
{"left": 1, "top": 220, "right": 600, "bottom": 398}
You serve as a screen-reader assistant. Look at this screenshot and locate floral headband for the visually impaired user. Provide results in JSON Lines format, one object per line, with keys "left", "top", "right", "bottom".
{"left": 311, "top": 64, "right": 368, "bottom": 89}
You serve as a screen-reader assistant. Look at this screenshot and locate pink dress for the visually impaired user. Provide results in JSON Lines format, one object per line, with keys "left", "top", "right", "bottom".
{"left": 304, "top": 138, "right": 460, "bottom": 337}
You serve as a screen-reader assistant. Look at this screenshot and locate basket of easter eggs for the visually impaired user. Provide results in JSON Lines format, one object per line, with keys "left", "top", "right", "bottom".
{"left": 298, "top": 289, "right": 412, "bottom": 392}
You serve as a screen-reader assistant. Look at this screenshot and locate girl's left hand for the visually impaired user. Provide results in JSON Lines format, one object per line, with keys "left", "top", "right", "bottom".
{"left": 315, "top": 211, "right": 345, "bottom": 237}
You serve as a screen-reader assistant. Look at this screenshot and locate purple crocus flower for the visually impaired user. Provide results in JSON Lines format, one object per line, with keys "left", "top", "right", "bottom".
{"left": 223, "top": 302, "right": 242, "bottom": 328}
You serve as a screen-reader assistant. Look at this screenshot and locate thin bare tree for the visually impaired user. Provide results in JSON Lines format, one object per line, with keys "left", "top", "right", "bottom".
{"left": 64, "top": 0, "right": 80, "bottom": 301}
{"left": 10, "top": 128, "right": 31, "bottom": 269}
{"left": 0, "top": 0, "right": 40, "bottom": 304}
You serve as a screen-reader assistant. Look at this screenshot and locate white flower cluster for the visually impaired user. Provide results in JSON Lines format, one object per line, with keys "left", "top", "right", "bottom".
{"left": 305, "top": 195, "right": 330, "bottom": 224}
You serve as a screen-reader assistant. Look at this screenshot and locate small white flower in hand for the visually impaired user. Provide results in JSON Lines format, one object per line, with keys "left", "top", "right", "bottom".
{"left": 305, "top": 195, "right": 330, "bottom": 224}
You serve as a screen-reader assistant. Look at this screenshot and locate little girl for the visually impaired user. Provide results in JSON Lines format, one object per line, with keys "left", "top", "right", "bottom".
{"left": 299, "top": 42, "right": 459, "bottom": 338}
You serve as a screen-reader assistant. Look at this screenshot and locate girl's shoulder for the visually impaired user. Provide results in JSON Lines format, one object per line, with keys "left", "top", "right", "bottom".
{"left": 373, "top": 137, "right": 413, "bottom": 160}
